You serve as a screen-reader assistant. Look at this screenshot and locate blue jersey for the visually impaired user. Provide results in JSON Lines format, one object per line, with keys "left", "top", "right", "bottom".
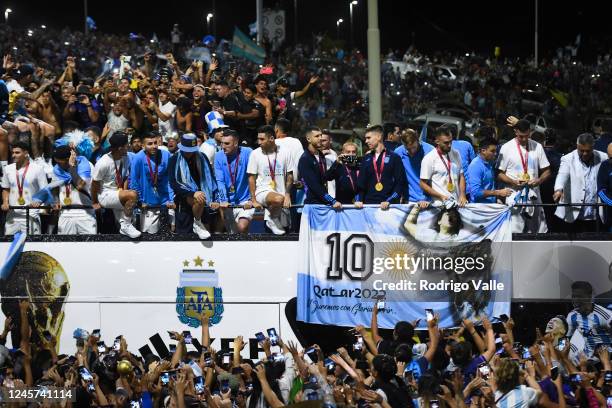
{"left": 394, "top": 142, "right": 434, "bottom": 202}
{"left": 214, "top": 146, "right": 252, "bottom": 204}
{"left": 452, "top": 140, "right": 476, "bottom": 177}
{"left": 129, "top": 150, "right": 172, "bottom": 206}
{"left": 466, "top": 155, "right": 496, "bottom": 203}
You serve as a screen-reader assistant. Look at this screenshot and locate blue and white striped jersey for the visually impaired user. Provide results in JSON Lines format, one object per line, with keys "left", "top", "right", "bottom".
{"left": 566, "top": 304, "right": 612, "bottom": 356}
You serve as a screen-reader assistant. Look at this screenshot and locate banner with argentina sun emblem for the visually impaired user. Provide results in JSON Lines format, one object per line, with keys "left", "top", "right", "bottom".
{"left": 176, "top": 264, "right": 224, "bottom": 328}
{"left": 297, "top": 204, "right": 512, "bottom": 328}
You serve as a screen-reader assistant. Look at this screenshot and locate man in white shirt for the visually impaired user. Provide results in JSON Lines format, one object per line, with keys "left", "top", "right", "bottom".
{"left": 248, "top": 125, "right": 294, "bottom": 235}
{"left": 420, "top": 126, "right": 468, "bottom": 206}
{"left": 1, "top": 142, "right": 48, "bottom": 234}
{"left": 275, "top": 118, "right": 304, "bottom": 232}
{"left": 51, "top": 145, "right": 97, "bottom": 234}
{"left": 91, "top": 131, "right": 141, "bottom": 238}
{"left": 553, "top": 133, "right": 608, "bottom": 232}
{"left": 497, "top": 119, "right": 551, "bottom": 233}
{"left": 154, "top": 89, "right": 176, "bottom": 142}
{"left": 274, "top": 118, "right": 304, "bottom": 179}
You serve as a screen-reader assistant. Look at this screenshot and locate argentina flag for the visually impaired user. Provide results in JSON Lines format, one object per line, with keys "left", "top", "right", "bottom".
{"left": 297, "top": 204, "right": 512, "bottom": 328}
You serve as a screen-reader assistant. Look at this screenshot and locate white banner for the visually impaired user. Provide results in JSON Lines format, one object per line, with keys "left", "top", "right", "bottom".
{"left": 0, "top": 241, "right": 298, "bottom": 356}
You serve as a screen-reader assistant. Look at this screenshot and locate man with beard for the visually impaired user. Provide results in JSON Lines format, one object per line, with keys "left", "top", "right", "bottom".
{"left": 130, "top": 133, "right": 174, "bottom": 234}
{"left": 420, "top": 125, "right": 468, "bottom": 206}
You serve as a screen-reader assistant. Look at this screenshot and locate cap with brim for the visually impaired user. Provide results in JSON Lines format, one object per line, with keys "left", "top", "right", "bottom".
{"left": 178, "top": 133, "right": 199, "bottom": 152}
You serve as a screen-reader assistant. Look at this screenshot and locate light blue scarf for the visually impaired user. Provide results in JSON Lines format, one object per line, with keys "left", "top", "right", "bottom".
{"left": 174, "top": 152, "right": 215, "bottom": 203}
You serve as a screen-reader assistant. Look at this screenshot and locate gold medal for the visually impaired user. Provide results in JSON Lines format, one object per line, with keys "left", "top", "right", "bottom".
{"left": 229, "top": 185, "right": 235, "bottom": 193}
{"left": 447, "top": 182, "right": 455, "bottom": 192}
{"left": 521, "top": 172, "right": 530, "bottom": 181}
{"left": 270, "top": 180, "right": 276, "bottom": 189}
{"left": 17, "top": 196, "right": 25, "bottom": 205}
{"left": 64, "top": 197, "right": 72, "bottom": 205}
{"left": 375, "top": 182, "right": 384, "bottom": 191}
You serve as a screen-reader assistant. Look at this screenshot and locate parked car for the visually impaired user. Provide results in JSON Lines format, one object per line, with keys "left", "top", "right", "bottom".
{"left": 413, "top": 113, "right": 474, "bottom": 144}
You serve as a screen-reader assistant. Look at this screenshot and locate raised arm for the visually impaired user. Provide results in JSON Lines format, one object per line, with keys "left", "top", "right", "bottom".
{"left": 481, "top": 317, "right": 496, "bottom": 362}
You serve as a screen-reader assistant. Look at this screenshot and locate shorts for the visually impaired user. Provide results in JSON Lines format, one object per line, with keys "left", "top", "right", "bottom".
{"left": 139, "top": 207, "right": 175, "bottom": 234}
{"left": 99, "top": 190, "right": 123, "bottom": 209}
{"left": 4, "top": 213, "right": 41, "bottom": 235}
{"left": 255, "top": 190, "right": 278, "bottom": 206}
{"left": 222, "top": 207, "right": 255, "bottom": 233}
{"left": 58, "top": 215, "right": 97, "bottom": 235}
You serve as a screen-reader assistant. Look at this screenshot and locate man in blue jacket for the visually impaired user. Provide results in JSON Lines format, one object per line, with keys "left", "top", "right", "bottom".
{"left": 298, "top": 126, "right": 342, "bottom": 209}
{"left": 130, "top": 132, "right": 174, "bottom": 234}
{"left": 466, "top": 137, "right": 512, "bottom": 203}
{"left": 214, "top": 129, "right": 254, "bottom": 233}
{"left": 355, "top": 125, "right": 406, "bottom": 210}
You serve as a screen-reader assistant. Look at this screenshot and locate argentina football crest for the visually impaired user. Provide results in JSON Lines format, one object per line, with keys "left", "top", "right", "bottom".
{"left": 176, "top": 257, "right": 224, "bottom": 328}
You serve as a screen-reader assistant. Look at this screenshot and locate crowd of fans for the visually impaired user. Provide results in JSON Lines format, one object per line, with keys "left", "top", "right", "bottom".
{"left": 2, "top": 281, "right": 612, "bottom": 407}
{"left": 1, "top": 23, "right": 612, "bottom": 238}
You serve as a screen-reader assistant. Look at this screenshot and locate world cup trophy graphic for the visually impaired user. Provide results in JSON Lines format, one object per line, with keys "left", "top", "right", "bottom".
{"left": 0, "top": 235, "right": 70, "bottom": 350}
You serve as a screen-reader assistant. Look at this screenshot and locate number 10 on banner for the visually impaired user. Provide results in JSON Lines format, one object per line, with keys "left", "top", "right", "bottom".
{"left": 325, "top": 233, "right": 374, "bottom": 281}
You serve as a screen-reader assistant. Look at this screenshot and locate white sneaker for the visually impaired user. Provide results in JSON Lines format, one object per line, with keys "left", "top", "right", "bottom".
{"left": 266, "top": 219, "right": 286, "bottom": 235}
{"left": 120, "top": 222, "right": 141, "bottom": 239}
{"left": 193, "top": 219, "right": 211, "bottom": 240}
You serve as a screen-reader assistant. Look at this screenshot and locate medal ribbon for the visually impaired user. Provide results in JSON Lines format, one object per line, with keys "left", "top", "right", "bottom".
{"left": 516, "top": 138, "right": 529, "bottom": 175}
{"left": 344, "top": 165, "right": 359, "bottom": 192}
{"left": 15, "top": 162, "right": 29, "bottom": 199}
{"left": 227, "top": 148, "right": 241, "bottom": 189}
{"left": 146, "top": 154, "right": 159, "bottom": 189}
{"left": 266, "top": 151, "right": 277, "bottom": 182}
{"left": 113, "top": 159, "right": 124, "bottom": 188}
{"left": 372, "top": 151, "right": 386, "bottom": 185}
{"left": 436, "top": 147, "right": 453, "bottom": 184}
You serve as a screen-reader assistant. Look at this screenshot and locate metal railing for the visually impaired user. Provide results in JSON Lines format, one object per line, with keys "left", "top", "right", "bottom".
{"left": 1, "top": 202, "right": 610, "bottom": 236}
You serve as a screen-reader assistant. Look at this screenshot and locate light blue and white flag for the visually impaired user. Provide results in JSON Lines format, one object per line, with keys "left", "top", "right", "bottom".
{"left": 297, "top": 204, "right": 512, "bottom": 328}
{"left": 86, "top": 16, "right": 97, "bottom": 31}
{"left": 231, "top": 27, "right": 266, "bottom": 65}
{"left": 0, "top": 232, "right": 26, "bottom": 281}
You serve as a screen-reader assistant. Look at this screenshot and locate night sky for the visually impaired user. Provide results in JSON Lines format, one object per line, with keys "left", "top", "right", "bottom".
{"left": 5, "top": 0, "right": 610, "bottom": 60}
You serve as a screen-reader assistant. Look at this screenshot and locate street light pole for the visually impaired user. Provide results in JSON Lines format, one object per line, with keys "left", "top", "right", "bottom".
{"left": 336, "top": 18, "right": 343, "bottom": 40}
{"left": 256, "top": 0, "right": 263, "bottom": 45}
{"left": 207, "top": 13, "right": 213, "bottom": 34}
{"left": 367, "top": 0, "right": 382, "bottom": 125}
{"left": 534, "top": 0, "right": 539, "bottom": 66}
{"left": 350, "top": 1, "right": 358, "bottom": 49}
{"left": 84, "top": 0, "right": 88, "bottom": 35}
{"left": 294, "top": 0, "right": 298, "bottom": 45}
{"left": 4, "top": 8, "right": 12, "bottom": 25}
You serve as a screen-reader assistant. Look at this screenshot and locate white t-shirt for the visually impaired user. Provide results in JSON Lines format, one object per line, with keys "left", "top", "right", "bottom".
{"left": 107, "top": 111, "right": 130, "bottom": 138}
{"left": 158, "top": 101, "right": 177, "bottom": 140}
{"left": 325, "top": 149, "right": 338, "bottom": 197}
{"left": 199, "top": 142, "right": 217, "bottom": 165}
{"left": 1, "top": 160, "right": 48, "bottom": 216}
{"left": 247, "top": 146, "right": 295, "bottom": 196}
{"left": 52, "top": 162, "right": 95, "bottom": 218}
{"left": 420, "top": 148, "right": 463, "bottom": 201}
{"left": 497, "top": 138, "right": 550, "bottom": 191}
{"left": 5, "top": 79, "right": 24, "bottom": 94}
{"left": 275, "top": 137, "right": 303, "bottom": 179}
{"left": 92, "top": 153, "right": 130, "bottom": 193}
